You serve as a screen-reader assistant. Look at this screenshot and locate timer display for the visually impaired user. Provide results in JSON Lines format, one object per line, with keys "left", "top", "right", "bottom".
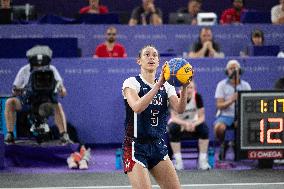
{"left": 239, "top": 91, "right": 284, "bottom": 150}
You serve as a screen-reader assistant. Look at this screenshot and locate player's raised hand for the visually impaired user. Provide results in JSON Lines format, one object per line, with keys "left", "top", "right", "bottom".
{"left": 157, "top": 62, "right": 167, "bottom": 87}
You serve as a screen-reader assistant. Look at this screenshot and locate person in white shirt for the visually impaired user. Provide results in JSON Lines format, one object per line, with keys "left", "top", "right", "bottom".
{"left": 214, "top": 60, "right": 251, "bottom": 160}
{"left": 271, "top": 0, "right": 284, "bottom": 24}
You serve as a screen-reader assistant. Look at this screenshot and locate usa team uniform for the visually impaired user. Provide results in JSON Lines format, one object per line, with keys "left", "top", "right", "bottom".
{"left": 122, "top": 75, "right": 176, "bottom": 173}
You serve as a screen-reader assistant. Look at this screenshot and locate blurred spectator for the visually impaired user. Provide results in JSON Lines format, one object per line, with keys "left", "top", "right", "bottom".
{"left": 274, "top": 77, "right": 284, "bottom": 89}
{"left": 214, "top": 60, "right": 251, "bottom": 161}
{"left": 188, "top": 27, "right": 224, "bottom": 58}
{"left": 93, "top": 26, "right": 127, "bottom": 58}
{"left": 0, "top": 0, "right": 12, "bottom": 24}
{"left": 168, "top": 81, "right": 211, "bottom": 170}
{"left": 79, "top": 0, "right": 109, "bottom": 14}
{"left": 240, "top": 29, "right": 264, "bottom": 56}
{"left": 149, "top": 12, "right": 162, "bottom": 25}
{"left": 0, "top": 0, "right": 11, "bottom": 9}
{"left": 271, "top": 0, "right": 284, "bottom": 24}
{"left": 128, "top": 0, "right": 163, "bottom": 26}
{"left": 277, "top": 51, "right": 284, "bottom": 58}
{"left": 220, "top": 0, "right": 246, "bottom": 25}
{"left": 177, "top": 0, "right": 202, "bottom": 25}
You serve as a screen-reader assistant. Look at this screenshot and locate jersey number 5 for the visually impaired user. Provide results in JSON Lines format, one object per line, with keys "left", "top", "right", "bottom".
{"left": 151, "top": 110, "right": 159, "bottom": 127}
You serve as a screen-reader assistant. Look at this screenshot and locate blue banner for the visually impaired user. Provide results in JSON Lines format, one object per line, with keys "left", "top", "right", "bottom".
{"left": 0, "top": 57, "right": 283, "bottom": 143}
{"left": 0, "top": 25, "right": 283, "bottom": 57}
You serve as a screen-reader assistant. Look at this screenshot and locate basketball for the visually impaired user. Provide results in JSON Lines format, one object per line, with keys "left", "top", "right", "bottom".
{"left": 164, "top": 58, "right": 194, "bottom": 87}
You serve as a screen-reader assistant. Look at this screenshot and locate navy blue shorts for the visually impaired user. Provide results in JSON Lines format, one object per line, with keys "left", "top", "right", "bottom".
{"left": 123, "top": 137, "right": 168, "bottom": 173}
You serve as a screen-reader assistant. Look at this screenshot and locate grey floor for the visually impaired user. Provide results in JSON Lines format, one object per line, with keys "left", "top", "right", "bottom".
{"left": 0, "top": 169, "right": 284, "bottom": 189}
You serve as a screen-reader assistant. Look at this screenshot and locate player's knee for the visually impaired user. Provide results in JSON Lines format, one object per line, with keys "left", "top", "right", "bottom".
{"left": 168, "top": 123, "right": 182, "bottom": 142}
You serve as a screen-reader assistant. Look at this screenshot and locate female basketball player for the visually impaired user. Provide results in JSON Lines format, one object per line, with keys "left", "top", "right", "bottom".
{"left": 122, "top": 45, "right": 191, "bottom": 189}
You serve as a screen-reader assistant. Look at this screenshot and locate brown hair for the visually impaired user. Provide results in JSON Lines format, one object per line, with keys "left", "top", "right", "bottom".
{"left": 137, "top": 44, "right": 160, "bottom": 59}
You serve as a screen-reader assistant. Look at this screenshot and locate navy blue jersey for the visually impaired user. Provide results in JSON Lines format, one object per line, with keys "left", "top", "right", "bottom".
{"left": 124, "top": 76, "right": 169, "bottom": 141}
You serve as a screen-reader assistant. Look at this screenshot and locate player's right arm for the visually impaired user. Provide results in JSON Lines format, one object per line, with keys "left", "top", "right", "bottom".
{"left": 124, "top": 81, "right": 162, "bottom": 114}
{"left": 123, "top": 64, "right": 167, "bottom": 113}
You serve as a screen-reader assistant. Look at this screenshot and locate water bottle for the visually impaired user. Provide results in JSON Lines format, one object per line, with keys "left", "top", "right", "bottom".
{"left": 208, "top": 147, "right": 215, "bottom": 168}
{"left": 115, "top": 148, "right": 122, "bottom": 170}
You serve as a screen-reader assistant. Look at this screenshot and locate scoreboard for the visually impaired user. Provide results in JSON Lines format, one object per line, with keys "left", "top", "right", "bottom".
{"left": 238, "top": 91, "right": 284, "bottom": 160}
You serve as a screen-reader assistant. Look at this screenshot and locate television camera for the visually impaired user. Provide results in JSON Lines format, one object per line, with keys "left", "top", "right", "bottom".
{"left": 23, "top": 46, "right": 59, "bottom": 143}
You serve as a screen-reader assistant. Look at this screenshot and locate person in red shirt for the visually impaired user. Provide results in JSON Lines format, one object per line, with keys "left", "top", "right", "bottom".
{"left": 79, "top": 0, "right": 108, "bottom": 14}
{"left": 93, "top": 26, "right": 127, "bottom": 58}
{"left": 220, "top": 0, "right": 246, "bottom": 24}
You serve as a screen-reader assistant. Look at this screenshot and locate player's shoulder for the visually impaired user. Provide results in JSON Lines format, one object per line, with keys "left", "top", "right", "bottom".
{"left": 124, "top": 76, "right": 137, "bottom": 82}
{"left": 164, "top": 81, "right": 175, "bottom": 90}
{"left": 123, "top": 76, "right": 140, "bottom": 86}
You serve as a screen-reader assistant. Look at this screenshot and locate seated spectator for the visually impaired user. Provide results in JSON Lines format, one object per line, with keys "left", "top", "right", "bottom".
{"left": 79, "top": 0, "right": 108, "bottom": 14}
{"left": 93, "top": 26, "right": 127, "bottom": 58}
{"left": 0, "top": 0, "right": 10, "bottom": 9}
{"left": 177, "top": 0, "right": 202, "bottom": 25}
{"left": 240, "top": 29, "right": 264, "bottom": 56}
{"left": 271, "top": 0, "right": 284, "bottom": 24}
{"left": 220, "top": 0, "right": 246, "bottom": 25}
{"left": 214, "top": 60, "right": 251, "bottom": 161}
{"left": 168, "top": 81, "right": 211, "bottom": 170}
{"left": 0, "top": 0, "right": 12, "bottom": 24}
{"left": 188, "top": 27, "right": 224, "bottom": 58}
{"left": 149, "top": 12, "right": 162, "bottom": 25}
{"left": 128, "top": 0, "right": 163, "bottom": 26}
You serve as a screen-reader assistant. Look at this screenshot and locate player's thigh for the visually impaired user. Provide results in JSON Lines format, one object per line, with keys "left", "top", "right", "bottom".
{"left": 127, "top": 163, "right": 152, "bottom": 189}
{"left": 150, "top": 158, "right": 181, "bottom": 189}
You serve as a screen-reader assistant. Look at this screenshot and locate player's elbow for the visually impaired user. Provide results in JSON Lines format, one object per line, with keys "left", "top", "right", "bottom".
{"left": 131, "top": 106, "right": 144, "bottom": 114}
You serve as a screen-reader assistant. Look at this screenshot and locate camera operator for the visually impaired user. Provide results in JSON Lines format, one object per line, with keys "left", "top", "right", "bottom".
{"left": 4, "top": 45, "right": 73, "bottom": 145}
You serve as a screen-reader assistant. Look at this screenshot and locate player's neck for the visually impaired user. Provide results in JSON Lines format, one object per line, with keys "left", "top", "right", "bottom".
{"left": 141, "top": 70, "right": 156, "bottom": 85}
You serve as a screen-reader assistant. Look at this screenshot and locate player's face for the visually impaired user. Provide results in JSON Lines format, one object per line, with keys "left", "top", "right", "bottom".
{"left": 138, "top": 47, "right": 159, "bottom": 71}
